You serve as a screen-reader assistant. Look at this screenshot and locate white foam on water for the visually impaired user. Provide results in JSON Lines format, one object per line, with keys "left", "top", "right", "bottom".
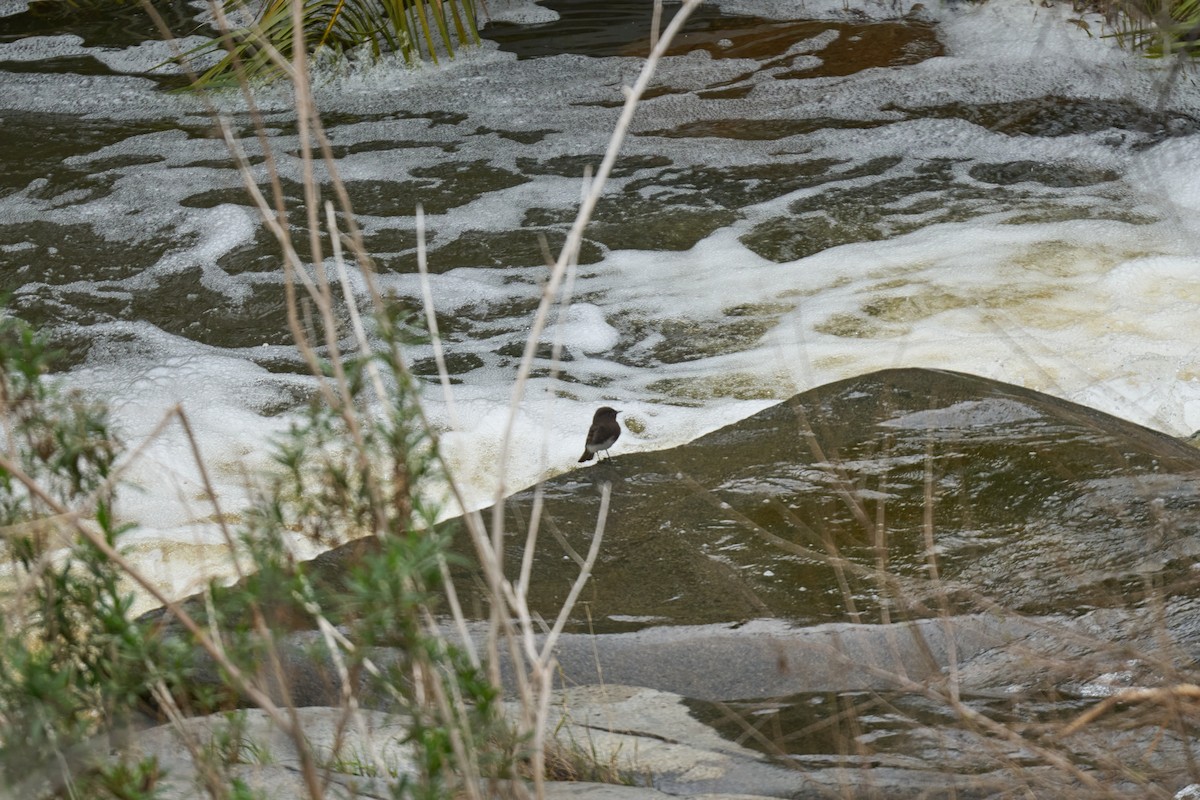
{"left": 5, "top": 0, "right": 1200, "bottom": 605}
{"left": 1132, "top": 137, "right": 1200, "bottom": 229}
{"left": 71, "top": 325, "right": 299, "bottom": 520}
{"left": 94, "top": 37, "right": 220, "bottom": 75}
{"left": 546, "top": 303, "right": 621, "bottom": 354}
{"left": 0, "top": 71, "right": 190, "bottom": 117}
{"left": 936, "top": 0, "right": 1114, "bottom": 64}
{"left": 61, "top": 323, "right": 311, "bottom": 610}
{"left": 0, "top": 33, "right": 211, "bottom": 73}
{"left": 0, "top": 0, "right": 29, "bottom": 17}
{"left": 481, "top": 0, "right": 559, "bottom": 25}
{"left": 0, "top": 34, "right": 90, "bottom": 61}
{"left": 392, "top": 202, "right": 1200, "bottom": 507}
{"left": 144, "top": 203, "right": 259, "bottom": 301}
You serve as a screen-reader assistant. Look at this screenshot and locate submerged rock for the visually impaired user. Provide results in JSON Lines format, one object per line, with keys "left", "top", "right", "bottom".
{"left": 420, "top": 367, "right": 1200, "bottom": 631}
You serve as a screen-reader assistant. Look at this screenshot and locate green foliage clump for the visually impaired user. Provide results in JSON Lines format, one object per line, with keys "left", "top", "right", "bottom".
{"left": 0, "top": 315, "right": 185, "bottom": 797}
{"left": 207, "top": 317, "right": 513, "bottom": 796}
{"left": 0, "top": 318, "right": 116, "bottom": 524}
{"left": 0, "top": 309, "right": 515, "bottom": 798}
{"left": 191, "top": 0, "right": 481, "bottom": 88}
{"left": 1099, "top": 0, "right": 1200, "bottom": 58}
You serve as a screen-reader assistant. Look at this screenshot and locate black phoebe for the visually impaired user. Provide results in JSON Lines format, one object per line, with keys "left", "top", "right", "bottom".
{"left": 578, "top": 406, "right": 621, "bottom": 462}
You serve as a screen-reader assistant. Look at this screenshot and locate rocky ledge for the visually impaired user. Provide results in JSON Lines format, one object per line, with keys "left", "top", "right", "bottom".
{"left": 134, "top": 368, "right": 1200, "bottom": 798}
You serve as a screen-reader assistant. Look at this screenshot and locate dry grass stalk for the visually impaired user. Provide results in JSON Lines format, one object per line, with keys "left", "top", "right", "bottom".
{"left": 113, "top": 0, "right": 706, "bottom": 797}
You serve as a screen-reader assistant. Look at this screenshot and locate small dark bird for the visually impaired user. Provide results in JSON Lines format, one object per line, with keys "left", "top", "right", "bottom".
{"left": 578, "top": 406, "right": 621, "bottom": 462}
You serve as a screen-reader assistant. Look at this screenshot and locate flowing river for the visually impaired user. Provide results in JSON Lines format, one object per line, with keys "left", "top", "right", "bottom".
{"left": 2, "top": 0, "right": 1200, "bottom": 608}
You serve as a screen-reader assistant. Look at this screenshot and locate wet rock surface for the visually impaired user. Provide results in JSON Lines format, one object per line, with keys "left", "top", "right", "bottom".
{"left": 414, "top": 367, "right": 1200, "bottom": 631}
{"left": 151, "top": 368, "right": 1200, "bottom": 796}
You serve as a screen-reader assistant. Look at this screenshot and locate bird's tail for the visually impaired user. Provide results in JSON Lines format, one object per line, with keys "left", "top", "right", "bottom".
{"left": 578, "top": 450, "right": 594, "bottom": 463}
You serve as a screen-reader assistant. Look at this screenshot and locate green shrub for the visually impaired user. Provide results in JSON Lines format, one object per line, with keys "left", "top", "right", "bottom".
{"left": 0, "top": 310, "right": 515, "bottom": 798}
{"left": 187, "top": 0, "right": 481, "bottom": 88}
{"left": 0, "top": 315, "right": 184, "bottom": 796}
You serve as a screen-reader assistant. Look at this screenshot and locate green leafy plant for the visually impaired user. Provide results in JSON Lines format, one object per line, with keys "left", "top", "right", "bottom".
{"left": 0, "top": 306, "right": 514, "bottom": 798}
{"left": 1105, "top": 0, "right": 1200, "bottom": 57}
{"left": 0, "top": 316, "right": 188, "bottom": 798}
{"left": 196, "top": 330, "right": 518, "bottom": 797}
{"left": 189, "top": 0, "right": 481, "bottom": 88}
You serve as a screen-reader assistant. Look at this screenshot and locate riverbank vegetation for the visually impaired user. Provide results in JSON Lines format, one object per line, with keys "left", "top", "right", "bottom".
{"left": 1101, "top": 0, "right": 1200, "bottom": 57}
{"left": 185, "top": 0, "right": 481, "bottom": 87}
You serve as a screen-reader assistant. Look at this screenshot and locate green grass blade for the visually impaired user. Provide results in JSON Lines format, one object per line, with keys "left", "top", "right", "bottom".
{"left": 410, "top": 0, "right": 441, "bottom": 65}
{"left": 185, "top": 0, "right": 483, "bottom": 87}
{"left": 427, "top": 0, "right": 456, "bottom": 57}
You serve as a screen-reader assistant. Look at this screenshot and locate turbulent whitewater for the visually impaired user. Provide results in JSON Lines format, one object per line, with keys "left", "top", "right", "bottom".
{"left": 2, "top": 0, "right": 1200, "bottom": 605}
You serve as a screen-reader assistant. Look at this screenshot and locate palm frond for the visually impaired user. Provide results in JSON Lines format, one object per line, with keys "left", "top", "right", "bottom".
{"left": 187, "top": 0, "right": 479, "bottom": 88}
{"left": 1104, "top": 0, "right": 1200, "bottom": 58}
